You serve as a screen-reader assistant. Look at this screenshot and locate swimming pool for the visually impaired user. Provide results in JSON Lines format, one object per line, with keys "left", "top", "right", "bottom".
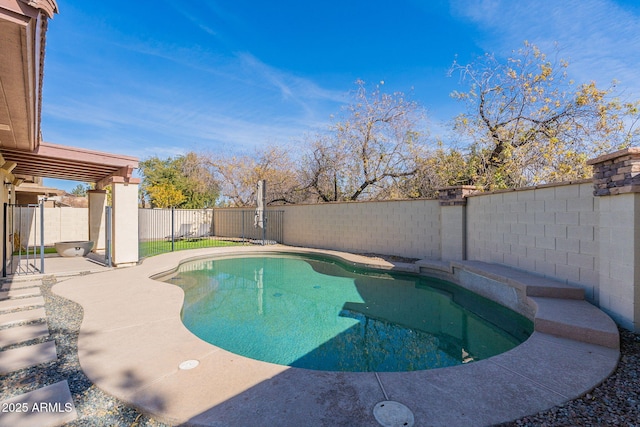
{"left": 166, "top": 253, "right": 533, "bottom": 372}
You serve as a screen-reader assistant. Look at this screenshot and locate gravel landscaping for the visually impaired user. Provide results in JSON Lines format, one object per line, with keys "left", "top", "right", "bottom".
{"left": 500, "top": 327, "right": 640, "bottom": 427}
{"left": 1, "top": 275, "right": 638, "bottom": 426}
{"left": 0, "top": 276, "right": 167, "bottom": 427}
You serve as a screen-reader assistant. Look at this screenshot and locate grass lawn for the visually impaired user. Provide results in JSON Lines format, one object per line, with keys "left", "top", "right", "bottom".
{"left": 12, "top": 246, "right": 58, "bottom": 256}
{"left": 139, "top": 238, "right": 244, "bottom": 258}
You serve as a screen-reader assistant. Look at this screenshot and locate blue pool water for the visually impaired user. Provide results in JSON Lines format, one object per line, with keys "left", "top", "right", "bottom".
{"left": 166, "top": 254, "right": 532, "bottom": 372}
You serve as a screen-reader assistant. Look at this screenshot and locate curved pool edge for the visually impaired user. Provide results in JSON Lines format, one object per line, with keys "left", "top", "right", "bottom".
{"left": 52, "top": 245, "right": 620, "bottom": 427}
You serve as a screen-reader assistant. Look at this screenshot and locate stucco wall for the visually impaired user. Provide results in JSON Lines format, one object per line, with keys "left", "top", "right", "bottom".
{"left": 276, "top": 199, "right": 441, "bottom": 259}
{"left": 14, "top": 207, "right": 88, "bottom": 247}
{"left": 466, "top": 182, "right": 600, "bottom": 301}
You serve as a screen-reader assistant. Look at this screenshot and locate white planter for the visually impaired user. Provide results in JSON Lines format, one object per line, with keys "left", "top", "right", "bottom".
{"left": 54, "top": 241, "right": 95, "bottom": 257}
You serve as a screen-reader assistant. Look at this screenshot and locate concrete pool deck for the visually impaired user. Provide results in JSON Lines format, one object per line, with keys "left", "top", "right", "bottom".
{"left": 52, "top": 246, "right": 620, "bottom": 426}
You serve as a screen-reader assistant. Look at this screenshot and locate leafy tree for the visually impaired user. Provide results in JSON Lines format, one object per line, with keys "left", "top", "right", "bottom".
{"left": 139, "top": 153, "right": 219, "bottom": 208}
{"left": 450, "top": 42, "right": 640, "bottom": 189}
{"left": 399, "top": 143, "right": 476, "bottom": 198}
{"left": 303, "top": 80, "right": 428, "bottom": 201}
{"left": 178, "top": 152, "right": 220, "bottom": 208}
{"left": 70, "top": 183, "right": 89, "bottom": 197}
{"left": 146, "top": 183, "right": 185, "bottom": 208}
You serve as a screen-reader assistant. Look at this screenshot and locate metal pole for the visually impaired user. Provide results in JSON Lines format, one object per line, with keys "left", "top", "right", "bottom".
{"left": 39, "top": 201, "right": 44, "bottom": 274}
{"left": 17, "top": 206, "right": 22, "bottom": 273}
{"left": 105, "top": 206, "right": 112, "bottom": 267}
{"left": 27, "top": 204, "right": 34, "bottom": 274}
{"left": 2, "top": 203, "right": 7, "bottom": 278}
{"left": 25, "top": 206, "right": 31, "bottom": 272}
{"left": 171, "top": 207, "right": 175, "bottom": 252}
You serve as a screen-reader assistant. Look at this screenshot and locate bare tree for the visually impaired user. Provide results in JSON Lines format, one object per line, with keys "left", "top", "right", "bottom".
{"left": 206, "top": 146, "right": 305, "bottom": 206}
{"left": 303, "top": 80, "right": 429, "bottom": 201}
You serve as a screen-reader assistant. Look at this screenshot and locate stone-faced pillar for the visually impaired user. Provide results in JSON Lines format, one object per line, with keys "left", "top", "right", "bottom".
{"left": 438, "top": 186, "right": 478, "bottom": 261}
{"left": 587, "top": 148, "right": 640, "bottom": 331}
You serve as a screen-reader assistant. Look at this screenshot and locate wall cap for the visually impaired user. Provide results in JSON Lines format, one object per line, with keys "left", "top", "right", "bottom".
{"left": 586, "top": 147, "right": 640, "bottom": 165}
{"left": 465, "top": 179, "right": 592, "bottom": 198}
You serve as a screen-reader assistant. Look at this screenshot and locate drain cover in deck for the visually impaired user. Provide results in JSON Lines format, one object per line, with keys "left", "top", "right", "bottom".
{"left": 178, "top": 359, "right": 199, "bottom": 370}
{"left": 373, "top": 401, "right": 414, "bottom": 427}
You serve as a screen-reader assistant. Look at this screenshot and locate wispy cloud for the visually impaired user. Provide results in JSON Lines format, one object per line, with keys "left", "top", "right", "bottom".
{"left": 235, "top": 52, "right": 346, "bottom": 105}
{"left": 43, "top": 22, "right": 348, "bottom": 157}
{"left": 42, "top": 84, "right": 330, "bottom": 159}
{"left": 450, "top": 0, "right": 640, "bottom": 98}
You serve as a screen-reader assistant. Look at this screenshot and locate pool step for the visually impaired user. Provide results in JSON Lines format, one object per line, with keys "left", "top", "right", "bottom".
{"left": 451, "top": 261, "right": 585, "bottom": 300}
{"left": 415, "top": 259, "right": 452, "bottom": 273}
{"left": 434, "top": 260, "right": 618, "bottom": 349}
{"left": 531, "top": 297, "right": 619, "bottom": 349}
{"left": 0, "top": 381, "right": 78, "bottom": 427}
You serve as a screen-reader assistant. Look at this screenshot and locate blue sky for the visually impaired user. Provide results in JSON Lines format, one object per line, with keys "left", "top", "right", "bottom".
{"left": 41, "top": 0, "right": 640, "bottom": 192}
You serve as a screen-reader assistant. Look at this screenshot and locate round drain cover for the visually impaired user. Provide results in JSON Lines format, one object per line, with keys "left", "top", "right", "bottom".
{"left": 373, "top": 401, "right": 415, "bottom": 427}
{"left": 178, "top": 359, "right": 199, "bottom": 370}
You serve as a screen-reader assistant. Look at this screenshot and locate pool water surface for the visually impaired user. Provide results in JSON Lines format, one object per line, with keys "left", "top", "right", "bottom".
{"left": 167, "top": 254, "right": 532, "bottom": 372}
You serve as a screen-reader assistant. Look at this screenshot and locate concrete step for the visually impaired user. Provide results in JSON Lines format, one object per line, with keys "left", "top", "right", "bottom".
{"left": 452, "top": 260, "right": 585, "bottom": 300}
{"left": 530, "top": 297, "right": 619, "bottom": 349}
{"left": 415, "top": 259, "right": 452, "bottom": 273}
{"left": 0, "top": 381, "right": 78, "bottom": 427}
{"left": 0, "top": 308, "right": 46, "bottom": 328}
{"left": 0, "top": 323, "right": 49, "bottom": 348}
{"left": 0, "top": 287, "right": 41, "bottom": 300}
{"left": 0, "top": 341, "right": 57, "bottom": 374}
{"left": 0, "top": 281, "right": 42, "bottom": 292}
{"left": 0, "top": 296, "right": 45, "bottom": 313}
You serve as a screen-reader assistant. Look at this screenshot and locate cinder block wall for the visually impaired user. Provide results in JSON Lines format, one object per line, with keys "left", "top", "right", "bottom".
{"left": 276, "top": 199, "right": 441, "bottom": 259}
{"left": 466, "top": 181, "right": 599, "bottom": 300}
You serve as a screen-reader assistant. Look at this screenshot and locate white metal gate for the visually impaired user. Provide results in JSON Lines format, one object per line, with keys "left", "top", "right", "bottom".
{"left": 3, "top": 202, "right": 45, "bottom": 276}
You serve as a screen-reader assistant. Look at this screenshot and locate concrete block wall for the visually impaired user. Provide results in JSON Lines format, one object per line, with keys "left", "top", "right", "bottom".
{"left": 276, "top": 200, "right": 441, "bottom": 259}
{"left": 596, "top": 193, "right": 640, "bottom": 330}
{"left": 466, "top": 181, "right": 599, "bottom": 300}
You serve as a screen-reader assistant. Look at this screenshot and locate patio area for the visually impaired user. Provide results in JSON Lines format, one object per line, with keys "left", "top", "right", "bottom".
{"left": 4, "top": 253, "right": 112, "bottom": 281}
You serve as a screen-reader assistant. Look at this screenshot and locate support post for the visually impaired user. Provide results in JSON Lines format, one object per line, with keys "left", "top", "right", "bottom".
{"left": 2, "top": 203, "right": 6, "bottom": 278}
{"left": 105, "top": 206, "right": 112, "bottom": 267}
{"left": 39, "top": 201, "right": 44, "bottom": 274}
{"left": 110, "top": 177, "right": 140, "bottom": 267}
{"left": 438, "top": 186, "right": 478, "bottom": 261}
{"left": 1, "top": 168, "right": 10, "bottom": 277}
{"left": 588, "top": 148, "right": 640, "bottom": 332}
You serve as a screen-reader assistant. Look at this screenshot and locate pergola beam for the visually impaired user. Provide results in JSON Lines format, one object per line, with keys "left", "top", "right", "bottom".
{"left": 0, "top": 141, "right": 139, "bottom": 184}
